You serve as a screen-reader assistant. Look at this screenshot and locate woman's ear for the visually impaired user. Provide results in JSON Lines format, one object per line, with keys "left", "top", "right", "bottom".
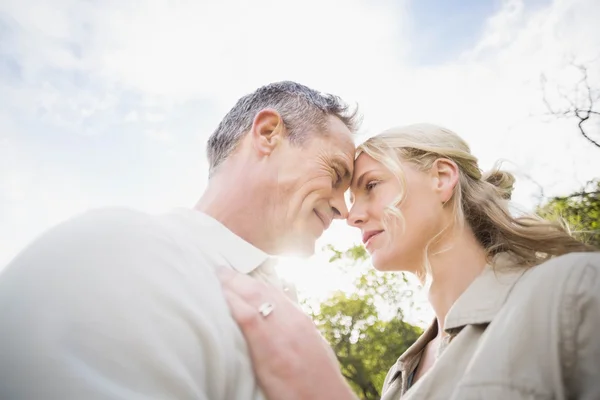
{"left": 250, "top": 108, "right": 285, "bottom": 156}
{"left": 431, "top": 158, "right": 460, "bottom": 204}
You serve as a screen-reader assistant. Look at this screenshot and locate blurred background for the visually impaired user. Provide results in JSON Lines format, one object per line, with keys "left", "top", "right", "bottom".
{"left": 1, "top": 0, "right": 599, "bottom": 397}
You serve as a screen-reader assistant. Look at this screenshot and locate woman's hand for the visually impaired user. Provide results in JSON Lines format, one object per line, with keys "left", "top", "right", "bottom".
{"left": 217, "top": 267, "right": 357, "bottom": 400}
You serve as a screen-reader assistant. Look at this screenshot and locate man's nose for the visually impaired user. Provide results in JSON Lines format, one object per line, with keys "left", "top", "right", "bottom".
{"left": 331, "top": 193, "right": 349, "bottom": 220}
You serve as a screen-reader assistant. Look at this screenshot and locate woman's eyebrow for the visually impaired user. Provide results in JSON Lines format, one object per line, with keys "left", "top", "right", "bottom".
{"left": 352, "top": 169, "right": 376, "bottom": 189}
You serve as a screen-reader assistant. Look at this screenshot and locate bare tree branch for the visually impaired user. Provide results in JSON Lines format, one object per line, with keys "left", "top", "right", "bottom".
{"left": 577, "top": 112, "right": 600, "bottom": 147}
{"left": 518, "top": 169, "right": 546, "bottom": 200}
{"left": 541, "top": 61, "right": 600, "bottom": 148}
{"left": 579, "top": 64, "right": 594, "bottom": 110}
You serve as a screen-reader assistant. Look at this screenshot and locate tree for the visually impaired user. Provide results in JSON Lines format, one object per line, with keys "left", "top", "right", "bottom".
{"left": 537, "top": 179, "right": 600, "bottom": 248}
{"left": 541, "top": 60, "right": 600, "bottom": 148}
{"left": 536, "top": 58, "right": 600, "bottom": 246}
{"left": 306, "top": 245, "right": 423, "bottom": 400}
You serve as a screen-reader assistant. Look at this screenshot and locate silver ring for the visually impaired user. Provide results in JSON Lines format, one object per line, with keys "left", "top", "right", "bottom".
{"left": 258, "top": 302, "right": 275, "bottom": 318}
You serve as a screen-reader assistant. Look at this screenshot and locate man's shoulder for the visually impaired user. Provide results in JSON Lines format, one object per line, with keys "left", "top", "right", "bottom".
{"left": 44, "top": 207, "right": 181, "bottom": 243}
{"left": 8, "top": 207, "right": 193, "bottom": 267}
{"left": 62, "top": 206, "right": 160, "bottom": 230}
{"left": 4, "top": 206, "right": 222, "bottom": 293}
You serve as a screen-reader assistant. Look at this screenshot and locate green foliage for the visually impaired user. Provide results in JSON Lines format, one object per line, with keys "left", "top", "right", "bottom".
{"left": 324, "top": 243, "right": 369, "bottom": 263}
{"left": 537, "top": 179, "right": 600, "bottom": 248}
{"left": 308, "top": 245, "right": 422, "bottom": 400}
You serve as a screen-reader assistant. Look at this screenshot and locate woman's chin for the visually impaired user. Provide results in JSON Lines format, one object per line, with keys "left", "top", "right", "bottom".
{"left": 371, "top": 252, "right": 415, "bottom": 273}
{"left": 370, "top": 253, "right": 394, "bottom": 272}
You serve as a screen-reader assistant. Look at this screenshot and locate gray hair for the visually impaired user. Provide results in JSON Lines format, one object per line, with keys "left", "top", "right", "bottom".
{"left": 206, "top": 81, "right": 360, "bottom": 175}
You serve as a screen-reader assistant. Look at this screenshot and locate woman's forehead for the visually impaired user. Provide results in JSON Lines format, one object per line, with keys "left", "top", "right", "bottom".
{"left": 352, "top": 154, "right": 380, "bottom": 178}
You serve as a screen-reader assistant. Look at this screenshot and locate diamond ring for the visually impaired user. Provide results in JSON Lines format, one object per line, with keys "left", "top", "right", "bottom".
{"left": 258, "top": 302, "right": 275, "bottom": 318}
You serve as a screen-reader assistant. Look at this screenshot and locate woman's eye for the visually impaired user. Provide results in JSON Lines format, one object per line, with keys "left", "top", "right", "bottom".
{"left": 366, "top": 181, "right": 379, "bottom": 191}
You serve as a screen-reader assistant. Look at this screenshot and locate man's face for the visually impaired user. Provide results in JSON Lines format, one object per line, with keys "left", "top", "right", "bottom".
{"left": 271, "top": 115, "right": 355, "bottom": 256}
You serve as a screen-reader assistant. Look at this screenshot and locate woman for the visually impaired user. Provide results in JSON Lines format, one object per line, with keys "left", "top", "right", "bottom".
{"left": 217, "top": 123, "right": 600, "bottom": 399}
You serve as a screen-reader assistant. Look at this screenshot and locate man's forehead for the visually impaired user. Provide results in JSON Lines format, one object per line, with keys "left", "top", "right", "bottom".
{"left": 311, "top": 115, "right": 356, "bottom": 171}
{"left": 325, "top": 114, "right": 355, "bottom": 142}
{"left": 328, "top": 128, "right": 356, "bottom": 159}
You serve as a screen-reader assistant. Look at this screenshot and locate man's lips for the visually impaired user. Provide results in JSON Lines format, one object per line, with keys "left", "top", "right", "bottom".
{"left": 362, "top": 230, "right": 384, "bottom": 245}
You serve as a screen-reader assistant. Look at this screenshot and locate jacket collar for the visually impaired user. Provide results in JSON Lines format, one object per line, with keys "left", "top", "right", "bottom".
{"left": 397, "top": 319, "right": 438, "bottom": 370}
{"left": 393, "top": 253, "right": 527, "bottom": 376}
{"left": 444, "top": 252, "right": 527, "bottom": 331}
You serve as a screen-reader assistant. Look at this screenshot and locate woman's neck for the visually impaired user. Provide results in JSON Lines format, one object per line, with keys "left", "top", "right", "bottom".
{"left": 426, "top": 226, "right": 488, "bottom": 336}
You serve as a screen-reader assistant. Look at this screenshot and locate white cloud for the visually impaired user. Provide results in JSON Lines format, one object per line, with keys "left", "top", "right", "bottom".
{"left": 96, "top": 0, "right": 409, "bottom": 104}
{"left": 0, "top": 0, "right": 408, "bottom": 104}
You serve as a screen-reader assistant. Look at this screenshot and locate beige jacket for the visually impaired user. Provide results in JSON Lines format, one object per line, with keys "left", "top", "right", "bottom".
{"left": 381, "top": 252, "right": 600, "bottom": 400}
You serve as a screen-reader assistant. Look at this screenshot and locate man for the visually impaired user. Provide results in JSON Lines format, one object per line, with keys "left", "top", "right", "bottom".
{"left": 0, "top": 81, "right": 359, "bottom": 399}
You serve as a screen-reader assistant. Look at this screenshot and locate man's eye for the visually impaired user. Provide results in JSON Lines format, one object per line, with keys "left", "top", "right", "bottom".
{"left": 333, "top": 172, "right": 342, "bottom": 186}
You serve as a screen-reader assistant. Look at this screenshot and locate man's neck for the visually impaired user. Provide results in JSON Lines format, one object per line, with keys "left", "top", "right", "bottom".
{"left": 195, "top": 173, "right": 275, "bottom": 255}
{"left": 426, "top": 227, "right": 488, "bottom": 335}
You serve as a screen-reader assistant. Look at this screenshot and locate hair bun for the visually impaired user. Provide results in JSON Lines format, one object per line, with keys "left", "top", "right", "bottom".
{"left": 483, "top": 169, "right": 515, "bottom": 200}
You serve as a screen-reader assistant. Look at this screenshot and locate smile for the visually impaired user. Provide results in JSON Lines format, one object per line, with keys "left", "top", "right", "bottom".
{"left": 363, "top": 230, "right": 383, "bottom": 248}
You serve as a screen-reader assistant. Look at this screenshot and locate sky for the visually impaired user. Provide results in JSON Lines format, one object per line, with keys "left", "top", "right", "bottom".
{"left": 1, "top": 0, "right": 599, "bottom": 326}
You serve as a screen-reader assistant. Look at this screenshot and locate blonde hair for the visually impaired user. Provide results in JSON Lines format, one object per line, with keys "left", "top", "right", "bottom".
{"left": 357, "top": 123, "right": 596, "bottom": 273}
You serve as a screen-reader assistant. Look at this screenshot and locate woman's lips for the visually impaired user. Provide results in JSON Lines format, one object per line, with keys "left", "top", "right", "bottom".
{"left": 363, "top": 230, "right": 383, "bottom": 248}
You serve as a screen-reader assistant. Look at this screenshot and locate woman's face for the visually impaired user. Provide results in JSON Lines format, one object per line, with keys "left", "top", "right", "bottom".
{"left": 348, "top": 153, "right": 450, "bottom": 273}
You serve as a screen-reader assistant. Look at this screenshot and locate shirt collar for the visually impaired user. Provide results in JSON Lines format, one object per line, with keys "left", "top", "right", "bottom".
{"left": 174, "top": 208, "right": 276, "bottom": 274}
{"left": 444, "top": 252, "right": 527, "bottom": 331}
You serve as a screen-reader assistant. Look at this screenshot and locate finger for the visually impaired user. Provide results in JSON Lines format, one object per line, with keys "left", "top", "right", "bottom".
{"left": 216, "top": 266, "right": 283, "bottom": 303}
{"left": 221, "top": 285, "right": 264, "bottom": 329}
{"left": 217, "top": 268, "right": 273, "bottom": 324}
{"left": 216, "top": 266, "right": 299, "bottom": 333}
{"left": 221, "top": 287, "right": 281, "bottom": 360}
{"left": 215, "top": 266, "right": 238, "bottom": 286}
{"left": 216, "top": 267, "right": 259, "bottom": 300}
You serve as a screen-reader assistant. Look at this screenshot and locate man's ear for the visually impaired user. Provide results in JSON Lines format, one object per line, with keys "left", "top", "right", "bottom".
{"left": 431, "top": 158, "right": 459, "bottom": 204}
{"left": 250, "top": 108, "right": 285, "bottom": 156}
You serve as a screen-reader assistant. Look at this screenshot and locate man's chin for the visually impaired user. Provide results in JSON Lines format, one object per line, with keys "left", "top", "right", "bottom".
{"left": 280, "top": 238, "right": 316, "bottom": 258}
